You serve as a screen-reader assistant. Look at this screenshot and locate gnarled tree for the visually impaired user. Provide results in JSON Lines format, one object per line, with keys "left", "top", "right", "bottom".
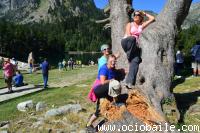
{"left": 98, "top": 0, "right": 192, "bottom": 131}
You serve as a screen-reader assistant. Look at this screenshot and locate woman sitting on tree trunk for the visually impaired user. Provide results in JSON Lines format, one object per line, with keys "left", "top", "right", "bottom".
{"left": 121, "top": 10, "right": 155, "bottom": 88}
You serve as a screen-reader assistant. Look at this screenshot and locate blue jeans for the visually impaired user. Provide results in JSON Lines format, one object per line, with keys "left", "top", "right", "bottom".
{"left": 43, "top": 74, "right": 48, "bottom": 88}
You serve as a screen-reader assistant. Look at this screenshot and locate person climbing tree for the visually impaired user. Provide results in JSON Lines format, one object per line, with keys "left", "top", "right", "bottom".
{"left": 121, "top": 10, "right": 155, "bottom": 88}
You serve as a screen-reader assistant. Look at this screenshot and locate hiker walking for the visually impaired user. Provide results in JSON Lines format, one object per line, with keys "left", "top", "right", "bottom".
{"left": 28, "top": 52, "right": 34, "bottom": 73}
{"left": 121, "top": 10, "right": 155, "bottom": 88}
{"left": 175, "top": 46, "right": 184, "bottom": 78}
{"left": 191, "top": 40, "right": 200, "bottom": 77}
{"left": 58, "top": 61, "right": 63, "bottom": 71}
{"left": 41, "top": 58, "right": 50, "bottom": 88}
{"left": 69, "top": 58, "right": 74, "bottom": 70}
{"left": 62, "top": 59, "right": 67, "bottom": 71}
{"left": 3, "top": 58, "right": 14, "bottom": 93}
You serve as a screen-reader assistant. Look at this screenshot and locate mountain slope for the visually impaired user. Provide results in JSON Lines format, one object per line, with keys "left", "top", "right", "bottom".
{"left": 0, "top": 0, "right": 103, "bottom": 23}
{"left": 182, "top": 2, "right": 200, "bottom": 29}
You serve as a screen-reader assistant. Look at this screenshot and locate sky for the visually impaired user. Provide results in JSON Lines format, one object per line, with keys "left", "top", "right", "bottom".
{"left": 94, "top": 0, "right": 200, "bottom": 13}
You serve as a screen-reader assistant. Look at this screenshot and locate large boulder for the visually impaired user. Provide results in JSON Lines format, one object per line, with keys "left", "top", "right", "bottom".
{"left": 45, "top": 104, "right": 82, "bottom": 118}
{"left": 17, "top": 100, "right": 34, "bottom": 112}
{"left": 45, "top": 109, "right": 61, "bottom": 118}
{"left": 36, "top": 102, "right": 47, "bottom": 112}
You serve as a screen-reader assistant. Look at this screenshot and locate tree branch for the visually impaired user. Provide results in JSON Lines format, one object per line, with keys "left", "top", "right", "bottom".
{"left": 157, "top": 0, "right": 192, "bottom": 29}
{"left": 103, "top": 4, "right": 110, "bottom": 13}
{"left": 103, "top": 23, "right": 111, "bottom": 29}
{"left": 95, "top": 17, "right": 110, "bottom": 24}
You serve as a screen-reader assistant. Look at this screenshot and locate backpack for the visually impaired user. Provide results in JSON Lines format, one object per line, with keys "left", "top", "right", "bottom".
{"left": 195, "top": 47, "right": 200, "bottom": 62}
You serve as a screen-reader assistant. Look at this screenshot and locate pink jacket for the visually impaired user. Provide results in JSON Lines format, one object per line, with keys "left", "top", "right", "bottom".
{"left": 87, "top": 79, "right": 101, "bottom": 102}
{"left": 3, "top": 63, "right": 14, "bottom": 77}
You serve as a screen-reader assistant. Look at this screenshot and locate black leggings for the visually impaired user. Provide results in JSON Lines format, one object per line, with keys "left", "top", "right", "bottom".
{"left": 94, "top": 83, "right": 112, "bottom": 117}
{"left": 121, "top": 36, "right": 141, "bottom": 85}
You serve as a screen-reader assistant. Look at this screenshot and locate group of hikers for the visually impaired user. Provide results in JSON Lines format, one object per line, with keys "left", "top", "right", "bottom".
{"left": 0, "top": 58, "right": 24, "bottom": 93}
{"left": 175, "top": 40, "right": 200, "bottom": 78}
{"left": 0, "top": 57, "right": 50, "bottom": 93}
{"left": 86, "top": 10, "right": 155, "bottom": 129}
{"left": 58, "top": 58, "right": 81, "bottom": 71}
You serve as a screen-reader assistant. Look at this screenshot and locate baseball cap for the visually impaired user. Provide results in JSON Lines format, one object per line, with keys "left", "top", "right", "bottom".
{"left": 108, "top": 80, "right": 121, "bottom": 97}
{"left": 100, "top": 44, "right": 109, "bottom": 51}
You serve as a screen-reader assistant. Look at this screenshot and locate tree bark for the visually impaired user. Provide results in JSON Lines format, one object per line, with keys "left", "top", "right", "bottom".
{"left": 109, "top": 0, "right": 192, "bottom": 130}
{"left": 137, "top": 0, "right": 192, "bottom": 115}
{"left": 110, "top": 0, "right": 131, "bottom": 69}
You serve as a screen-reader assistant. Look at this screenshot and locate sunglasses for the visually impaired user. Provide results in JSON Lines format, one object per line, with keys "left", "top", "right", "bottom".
{"left": 103, "top": 48, "right": 110, "bottom": 51}
{"left": 134, "top": 13, "right": 142, "bottom": 17}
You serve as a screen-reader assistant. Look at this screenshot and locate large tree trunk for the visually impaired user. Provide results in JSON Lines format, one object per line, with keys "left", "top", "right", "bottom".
{"left": 110, "top": 0, "right": 131, "bottom": 70}
{"left": 137, "top": 0, "right": 192, "bottom": 115}
{"left": 106, "top": 0, "right": 192, "bottom": 131}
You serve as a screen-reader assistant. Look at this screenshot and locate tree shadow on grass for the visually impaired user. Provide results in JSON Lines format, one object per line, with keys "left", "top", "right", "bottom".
{"left": 0, "top": 86, "right": 44, "bottom": 95}
{"left": 170, "top": 77, "right": 186, "bottom": 92}
{"left": 174, "top": 90, "right": 200, "bottom": 123}
{"left": 170, "top": 68, "right": 192, "bottom": 92}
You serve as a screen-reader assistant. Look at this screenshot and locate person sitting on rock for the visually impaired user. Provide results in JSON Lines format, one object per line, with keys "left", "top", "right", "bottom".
{"left": 86, "top": 55, "right": 122, "bottom": 128}
{"left": 121, "top": 10, "right": 155, "bottom": 88}
{"left": 13, "top": 70, "right": 24, "bottom": 87}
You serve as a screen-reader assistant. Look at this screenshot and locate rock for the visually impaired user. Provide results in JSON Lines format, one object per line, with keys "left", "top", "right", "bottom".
{"left": 0, "top": 131, "right": 8, "bottom": 133}
{"left": 36, "top": 102, "right": 47, "bottom": 112}
{"left": 58, "top": 104, "right": 82, "bottom": 114}
{"left": 0, "top": 121, "right": 9, "bottom": 127}
{"left": 31, "top": 120, "right": 44, "bottom": 128}
{"left": 45, "top": 104, "right": 82, "bottom": 118}
{"left": 45, "top": 109, "right": 61, "bottom": 118}
{"left": 37, "top": 117, "right": 44, "bottom": 121}
{"left": 17, "top": 120, "right": 24, "bottom": 125}
{"left": 55, "top": 129, "right": 64, "bottom": 133}
{"left": 198, "top": 96, "right": 200, "bottom": 101}
{"left": 79, "top": 130, "right": 86, "bottom": 133}
{"left": 30, "top": 112, "right": 36, "bottom": 116}
{"left": 187, "top": 104, "right": 200, "bottom": 115}
{"left": 0, "top": 124, "right": 10, "bottom": 129}
{"left": 17, "top": 100, "right": 34, "bottom": 112}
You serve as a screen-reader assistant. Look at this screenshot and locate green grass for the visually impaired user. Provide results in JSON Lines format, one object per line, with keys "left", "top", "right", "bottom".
{"left": 1, "top": 67, "right": 200, "bottom": 131}
{"left": 0, "top": 76, "right": 95, "bottom": 122}
{"left": 0, "top": 65, "right": 98, "bottom": 132}
{"left": 0, "top": 66, "right": 97, "bottom": 88}
{"left": 173, "top": 76, "right": 200, "bottom": 93}
{"left": 0, "top": 69, "right": 4, "bottom": 88}
{"left": 173, "top": 76, "right": 200, "bottom": 127}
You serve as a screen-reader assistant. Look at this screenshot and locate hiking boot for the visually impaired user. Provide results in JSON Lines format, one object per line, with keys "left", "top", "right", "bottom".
{"left": 120, "top": 80, "right": 133, "bottom": 89}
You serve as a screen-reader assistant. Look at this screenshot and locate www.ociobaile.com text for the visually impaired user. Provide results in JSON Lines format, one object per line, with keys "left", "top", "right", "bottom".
{"left": 98, "top": 123, "right": 200, "bottom": 132}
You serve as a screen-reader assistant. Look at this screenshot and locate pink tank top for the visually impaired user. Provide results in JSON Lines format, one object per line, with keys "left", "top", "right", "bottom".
{"left": 130, "top": 22, "right": 143, "bottom": 41}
